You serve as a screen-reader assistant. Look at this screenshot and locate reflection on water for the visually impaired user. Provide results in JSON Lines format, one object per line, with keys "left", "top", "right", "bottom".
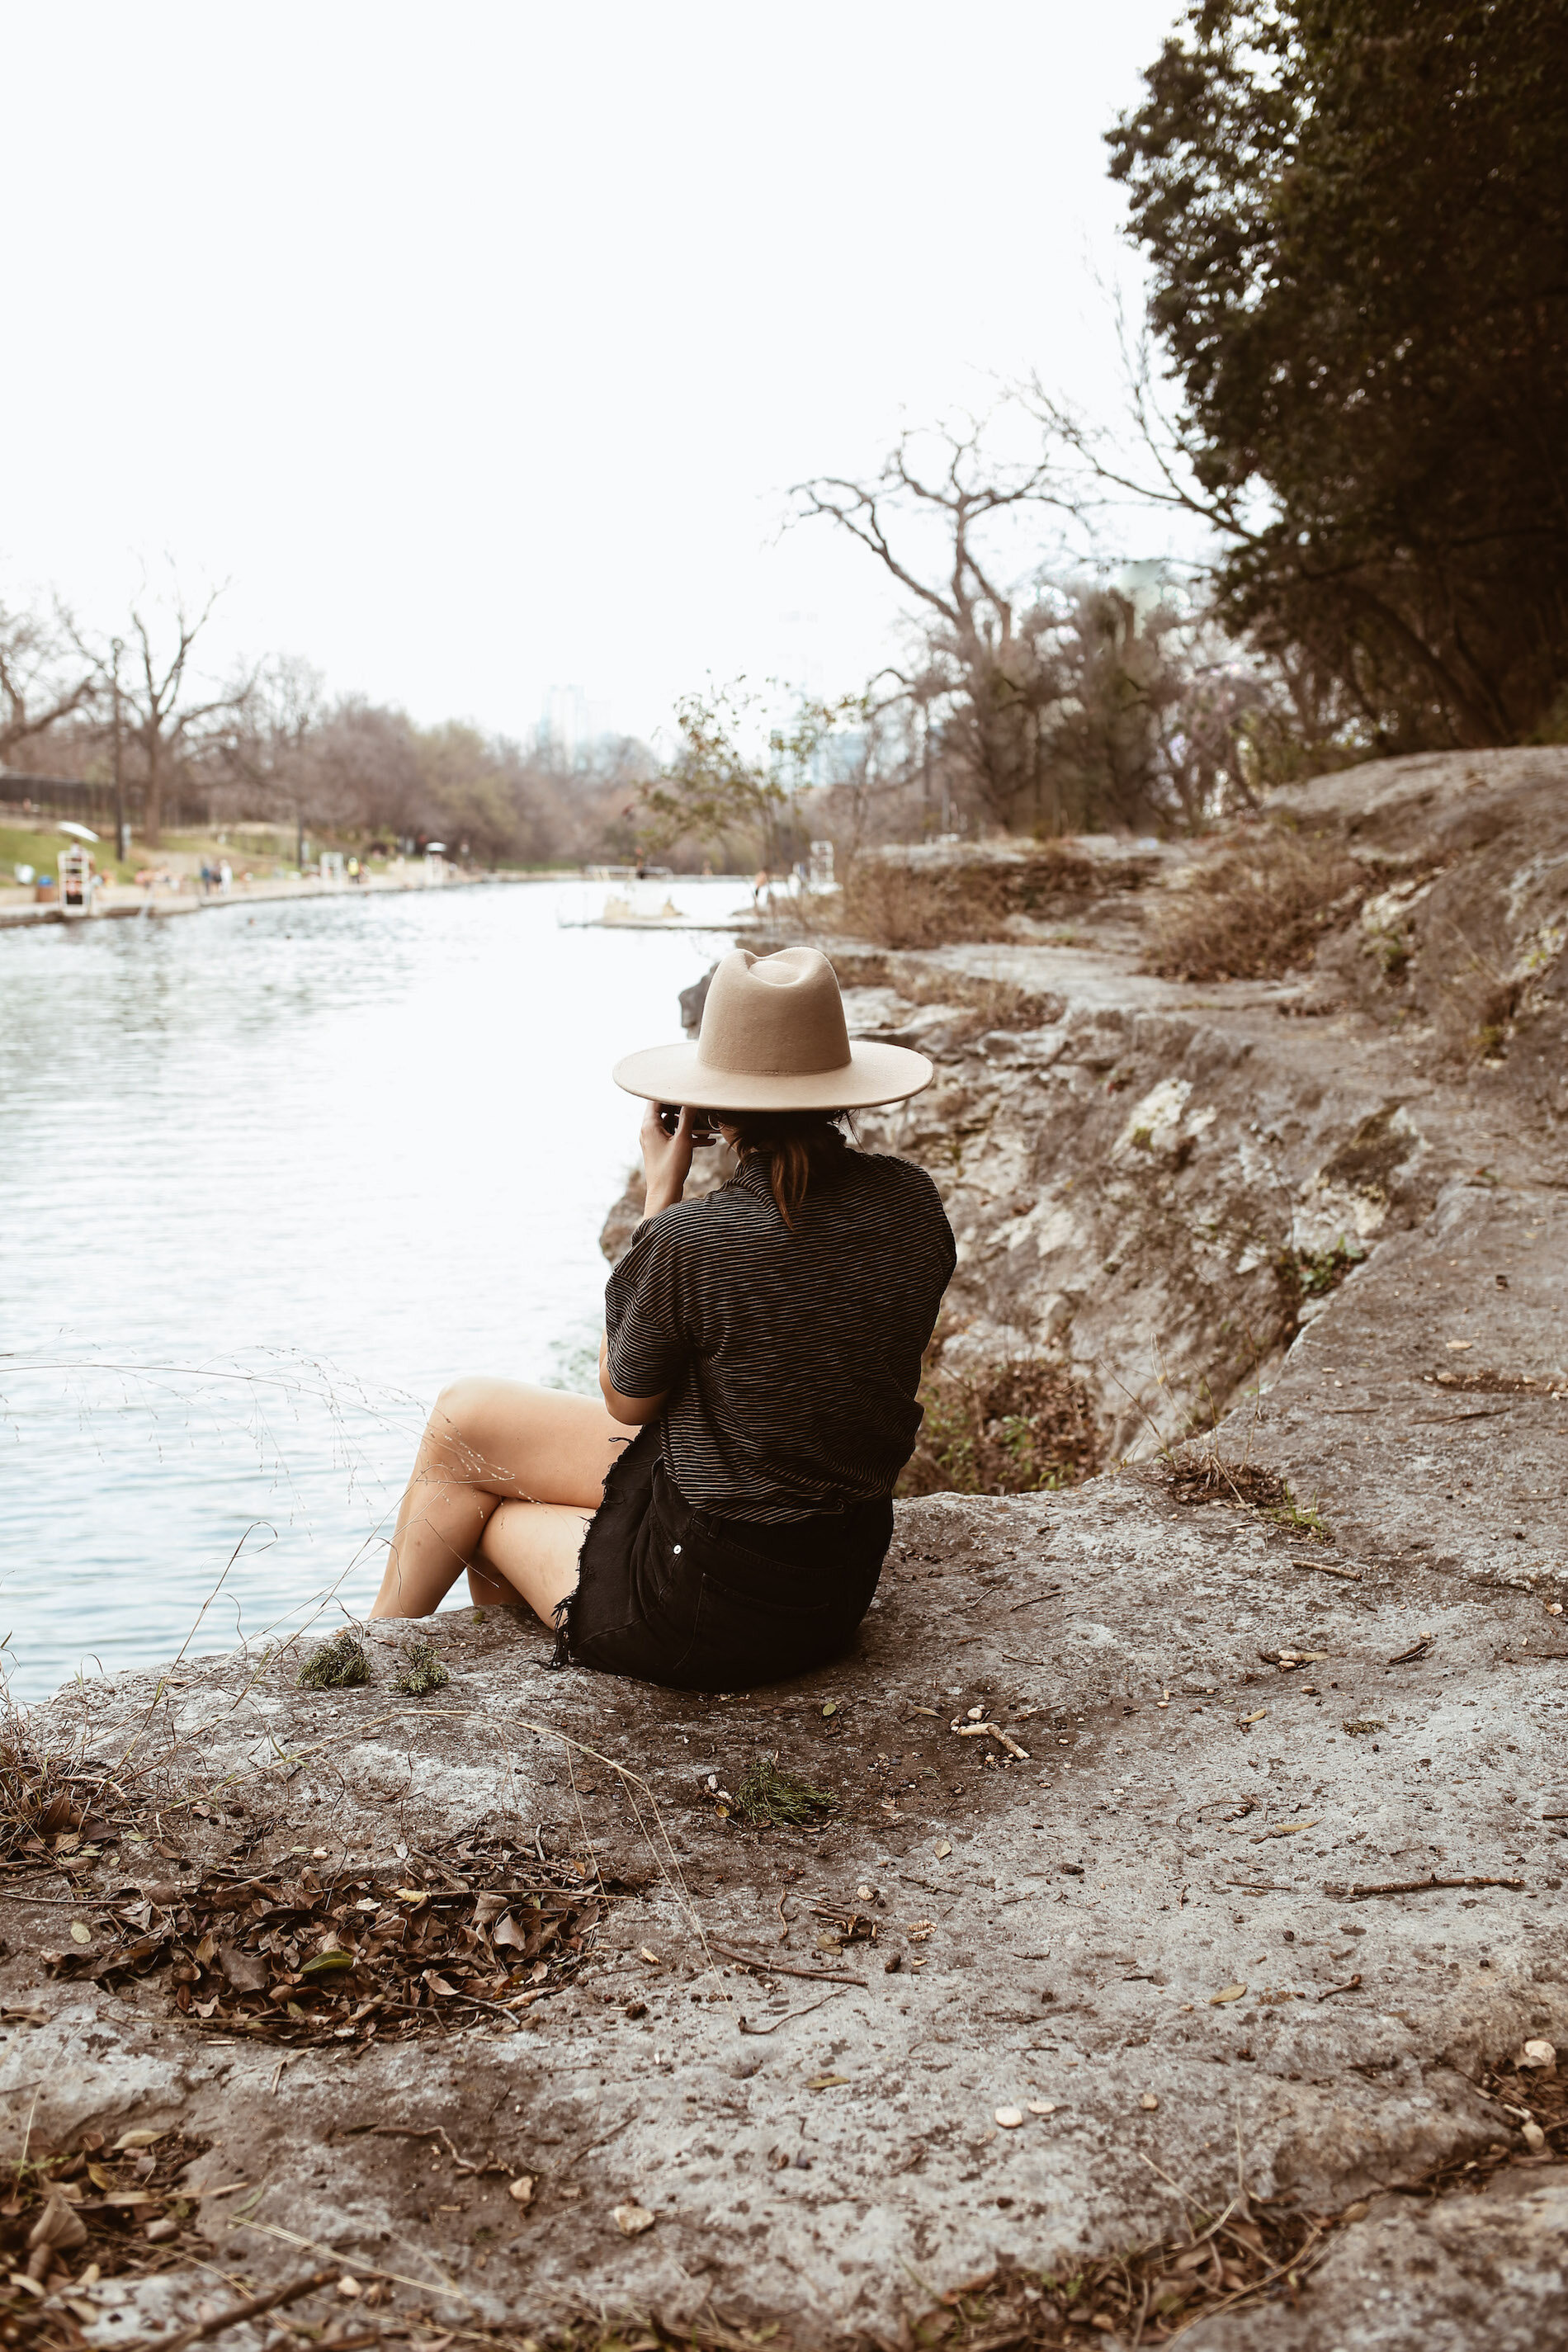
{"left": 0, "top": 879, "right": 743, "bottom": 1698}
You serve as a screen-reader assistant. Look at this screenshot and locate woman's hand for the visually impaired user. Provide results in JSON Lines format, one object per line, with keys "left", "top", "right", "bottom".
{"left": 640, "top": 1101, "right": 695, "bottom": 1219}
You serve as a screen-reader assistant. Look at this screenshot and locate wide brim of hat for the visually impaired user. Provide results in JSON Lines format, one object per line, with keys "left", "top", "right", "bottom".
{"left": 612, "top": 1038, "right": 934, "bottom": 1112}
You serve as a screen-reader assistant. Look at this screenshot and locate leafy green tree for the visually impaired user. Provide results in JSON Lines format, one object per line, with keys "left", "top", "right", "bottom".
{"left": 1108, "top": 2, "right": 1568, "bottom": 748}
{"left": 638, "top": 683, "right": 856, "bottom": 868}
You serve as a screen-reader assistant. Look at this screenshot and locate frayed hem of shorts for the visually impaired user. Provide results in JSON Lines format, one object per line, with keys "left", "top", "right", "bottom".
{"left": 548, "top": 1589, "right": 575, "bottom": 1670}
{"left": 549, "top": 1531, "right": 594, "bottom": 1670}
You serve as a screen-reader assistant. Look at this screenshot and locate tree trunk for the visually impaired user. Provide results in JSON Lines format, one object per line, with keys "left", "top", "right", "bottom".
{"left": 144, "top": 734, "right": 163, "bottom": 848}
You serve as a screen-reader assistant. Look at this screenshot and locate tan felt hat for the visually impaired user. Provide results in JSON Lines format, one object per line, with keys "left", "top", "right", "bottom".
{"left": 613, "top": 947, "right": 934, "bottom": 1112}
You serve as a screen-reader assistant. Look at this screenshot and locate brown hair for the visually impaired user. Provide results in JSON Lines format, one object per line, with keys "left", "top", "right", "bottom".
{"left": 724, "top": 1110, "right": 852, "bottom": 1231}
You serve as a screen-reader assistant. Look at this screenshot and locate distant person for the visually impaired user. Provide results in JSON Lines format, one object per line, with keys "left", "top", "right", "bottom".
{"left": 752, "top": 866, "right": 769, "bottom": 910}
{"left": 368, "top": 949, "right": 952, "bottom": 1688}
{"left": 347, "top": 856, "right": 361, "bottom": 884}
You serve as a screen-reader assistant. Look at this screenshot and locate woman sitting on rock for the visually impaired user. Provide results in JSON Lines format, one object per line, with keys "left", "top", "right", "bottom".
{"left": 368, "top": 947, "right": 953, "bottom": 1688}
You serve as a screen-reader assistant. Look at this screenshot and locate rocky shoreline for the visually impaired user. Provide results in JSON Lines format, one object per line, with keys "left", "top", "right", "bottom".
{"left": 2, "top": 748, "right": 1563, "bottom": 2349}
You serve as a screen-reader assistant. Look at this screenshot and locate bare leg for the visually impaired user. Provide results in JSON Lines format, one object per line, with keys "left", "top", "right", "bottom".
{"left": 471, "top": 1500, "right": 600, "bottom": 1623}
{"left": 369, "top": 1377, "right": 636, "bottom": 1622}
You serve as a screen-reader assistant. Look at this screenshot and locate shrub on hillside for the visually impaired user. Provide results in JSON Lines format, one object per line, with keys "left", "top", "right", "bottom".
{"left": 1144, "top": 830, "right": 1366, "bottom": 982}
{"left": 899, "top": 1359, "right": 1102, "bottom": 1497}
{"left": 840, "top": 844, "right": 1112, "bottom": 949}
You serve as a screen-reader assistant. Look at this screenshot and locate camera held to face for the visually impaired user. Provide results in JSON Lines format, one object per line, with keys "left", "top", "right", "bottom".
{"left": 658, "top": 1104, "right": 721, "bottom": 1145}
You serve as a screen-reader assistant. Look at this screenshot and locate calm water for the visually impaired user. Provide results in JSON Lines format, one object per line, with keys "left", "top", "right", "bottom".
{"left": 0, "top": 880, "right": 746, "bottom": 1698}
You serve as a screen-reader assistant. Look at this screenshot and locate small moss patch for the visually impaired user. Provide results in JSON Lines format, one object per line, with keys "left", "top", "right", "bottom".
{"left": 394, "top": 1636, "right": 450, "bottom": 1696}
{"left": 297, "top": 1630, "right": 370, "bottom": 1690}
{"left": 733, "top": 1756, "right": 838, "bottom": 1830}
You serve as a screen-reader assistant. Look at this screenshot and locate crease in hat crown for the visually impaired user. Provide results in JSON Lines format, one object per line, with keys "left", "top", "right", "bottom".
{"left": 612, "top": 945, "right": 934, "bottom": 1112}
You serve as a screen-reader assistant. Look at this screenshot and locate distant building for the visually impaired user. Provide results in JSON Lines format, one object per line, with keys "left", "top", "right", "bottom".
{"left": 539, "top": 684, "right": 614, "bottom": 763}
{"left": 807, "top": 729, "right": 867, "bottom": 787}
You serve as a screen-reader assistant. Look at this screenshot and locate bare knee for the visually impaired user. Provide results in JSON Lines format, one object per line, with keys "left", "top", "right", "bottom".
{"left": 426, "top": 1377, "right": 503, "bottom": 1453}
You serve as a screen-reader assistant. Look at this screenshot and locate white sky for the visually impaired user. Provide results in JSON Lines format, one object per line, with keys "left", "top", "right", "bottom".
{"left": 2, "top": 1, "right": 1183, "bottom": 748}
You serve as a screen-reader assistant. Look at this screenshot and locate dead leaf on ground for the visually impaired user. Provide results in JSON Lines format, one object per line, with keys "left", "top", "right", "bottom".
{"left": 614, "top": 2203, "right": 657, "bottom": 2236}
{"left": 29, "top": 2196, "right": 87, "bottom": 2252}
{"left": 219, "top": 1943, "right": 268, "bottom": 1993}
{"left": 47, "top": 1834, "right": 609, "bottom": 2048}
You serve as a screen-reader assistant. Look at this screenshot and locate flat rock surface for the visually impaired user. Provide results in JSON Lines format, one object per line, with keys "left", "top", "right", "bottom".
{"left": 4, "top": 750, "right": 1565, "bottom": 2346}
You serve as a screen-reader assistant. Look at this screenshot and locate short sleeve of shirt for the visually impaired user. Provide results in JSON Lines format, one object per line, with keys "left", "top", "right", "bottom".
{"left": 604, "top": 1216, "right": 692, "bottom": 1400}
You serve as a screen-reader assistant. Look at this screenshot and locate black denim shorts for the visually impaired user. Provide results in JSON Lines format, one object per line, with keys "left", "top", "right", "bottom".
{"left": 558, "top": 1424, "right": 890, "bottom": 1691}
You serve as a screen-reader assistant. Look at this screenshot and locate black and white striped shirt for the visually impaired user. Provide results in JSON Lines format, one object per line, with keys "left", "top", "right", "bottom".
{"left": 604, "top": 1151, "right": 956, "bottom": 1523}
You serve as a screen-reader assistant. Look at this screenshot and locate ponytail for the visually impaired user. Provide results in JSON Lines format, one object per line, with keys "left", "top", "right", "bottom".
{"left": 725, "top": 1111, "right": 851, "bottom": 1232}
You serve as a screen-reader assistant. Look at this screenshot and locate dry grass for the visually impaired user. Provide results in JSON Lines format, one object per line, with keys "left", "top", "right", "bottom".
{"left": 829, "top": 953, "right": 1060, "bottom": 1037}
{"left": 1145, "top": 830, "right": 1367, "bottom": 982}
{"left": 1166, "top": 1456, "right": 1290, "bottom": 1512}
{"left": 1165, "top": 1453, "right": 1333, "bottom": 1540}
{"left": 900, "top": 1359, "right": 1103, "bottom": 1498}
{"left": 731, "top": 1755, "right": 837, "bottom": 1830}
{"left": 0, "top": 1694, "right": 139, "bottom": 1870}
{"left": 840, "top": 845, "right": 1122, "bottom": 950}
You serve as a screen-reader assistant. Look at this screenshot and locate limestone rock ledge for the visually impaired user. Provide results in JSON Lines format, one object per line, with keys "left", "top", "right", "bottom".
{"left": 7, "top": 1429, "right": 1564, "bottom": 2342}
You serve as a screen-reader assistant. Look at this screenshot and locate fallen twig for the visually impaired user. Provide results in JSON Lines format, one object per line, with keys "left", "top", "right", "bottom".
{"left": 1386, "top": 1635, "right": 1435, "bottom": 1665}
{"left": 117, "top": 2265, "right": 336, "bottom": 2352}
{"left": 1317, "top": 1972, "right": 1363, "bottom": 2001}
{"left": 949, "top": 1717, "right": 1032, "bottom": 1759}
{"left": 229, "top": 2213, "right": 475, "bottom": 2309}
{"left": 1326, "top": 1873, "right": 1526, "bottom": 1901}
{"left": 710, "top": 1939, "right": 867, "bottom": 1986}
{"left": 738, "top": 1989, "right": 844, "bottom": 2034}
